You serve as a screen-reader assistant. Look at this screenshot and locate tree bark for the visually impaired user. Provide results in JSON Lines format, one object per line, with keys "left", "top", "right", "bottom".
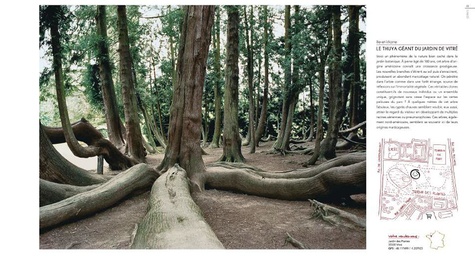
{"left": 348, "top": 6, "right": 363, "bottom": 130}
{"left": 118, "top": 5, "right": 146, "bottom": 163}
{"left": 244, "top": 6, "right": 256, "bottom": 154}
{"left": 49, "top": 6, "right": 102, "bottom": 160}
{"left": 95, "top": 5, "right": 125, "bottom": 149}
{"left": 40, "top": 179, "right": 99, "bottom": 207}
{"left": 40, "top": 163, "right": 158, "bottom": 230}
{"left": 211, "top": 152, "right": 365, "bottom": 179}
{"left": 131, "top": 165, "right": 224, "bottom": 249}
{"left": 42, "top": 119, "right": 137, "bottom": 170}
{"left": 220, "top": 6, "right": 245, "bottom": 163}
{"left": 273, "top": 5, "right": 292, "bottom": 152}
{"left": 255, "top": 6, "right": 269, "bottom": 144}
{"left": 306, "top": 10, "right": 332, "bottom": 166}
{"left": 204, "top": 159, "right": 365, "bottom": 201}
{"left": 209, "top": 7, "right": 222, "bottom": 149}
{"left": 320, "top": 6, "right": 344, "bottom": 160}
{"left": 157, "top": 6, "right": 214, "bottom": 187}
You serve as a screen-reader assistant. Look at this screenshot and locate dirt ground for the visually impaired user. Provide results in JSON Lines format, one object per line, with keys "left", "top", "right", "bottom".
{"left": 40, "top": 141, "right": 366, "bottom": 249}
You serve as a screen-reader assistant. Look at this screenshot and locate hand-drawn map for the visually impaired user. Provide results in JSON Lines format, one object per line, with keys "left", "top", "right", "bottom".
{"left": 378, "top": 138, "right": 458, "bottom": 220}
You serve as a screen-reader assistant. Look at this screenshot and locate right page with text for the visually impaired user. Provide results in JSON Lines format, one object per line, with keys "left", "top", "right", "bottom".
{"left": 367, "top": 0, "right": 474, "bottom": 260}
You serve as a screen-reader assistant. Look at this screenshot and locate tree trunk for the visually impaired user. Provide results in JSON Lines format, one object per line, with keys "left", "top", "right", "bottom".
{"left": 118, "top": 5, "right": 146, "bottom": 163}
{"left": 256, "top": 6, "right": 269, "bottom": 144}
{"left": 42, "top": 119, "right": 137, "bottom": 170}
{"left": 157, "top": 6, "right": 214, "bottom": 188}
{"left": 50, "top": 6, "right": 102, "bottom": 160}
{"left": 131, "top": 165, "right": 224, "bottom": 249}
{"left": 273, "top": 5, "right": 292, "bottom": 152}
{"left": 137, "top": 96, "right": 157, "bottom": 154}
{"left": 348, "top": 6, "right": 362, "bottom": 130}
{"left": 95, "top": 5, "right": 125, "bottom": 149}
{"left": 306, "top": 10, "right": 332, "bottom": 166}
{"left": 220, "top": 6, "right": 245, "bottom": 163}
{"left": 209, "top": 8, "right": 222, "bottom": 149}
{"left": 244, "top": 6, "right": 256, "bottom": 154}
{"left": 40, "top": 163, "right": 158, "bottom": 230}
{"left": 320, "top": 6, "right": 344, "bottom": 160}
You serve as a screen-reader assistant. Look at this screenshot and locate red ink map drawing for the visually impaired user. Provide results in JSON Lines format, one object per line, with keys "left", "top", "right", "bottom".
{"left": 378, "top": 138, "right": 458, "bottom": 220}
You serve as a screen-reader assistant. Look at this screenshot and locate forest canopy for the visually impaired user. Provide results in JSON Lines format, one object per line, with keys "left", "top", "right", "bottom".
{"left": 39, "top": 5, "right": 366, "bottom": 148}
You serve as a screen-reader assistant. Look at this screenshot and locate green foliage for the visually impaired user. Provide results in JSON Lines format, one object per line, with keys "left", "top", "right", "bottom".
{"left": 82, "top": 63, "right": 104, "bottom": 112}
{"left": 38, "top": 5, "right": 366, "bottom": 142}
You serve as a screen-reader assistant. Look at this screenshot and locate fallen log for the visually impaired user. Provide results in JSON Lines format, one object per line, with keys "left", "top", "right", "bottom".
{"left": 40, "top": 163, "right": 158, "bottom": 230}
{"left": 131, "top": 164, "right": 224, "bottom": 249}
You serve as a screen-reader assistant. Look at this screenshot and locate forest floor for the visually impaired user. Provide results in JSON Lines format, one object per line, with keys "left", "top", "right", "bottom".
{"left": 40, "top": 140, "right": 366, "bottom": 249}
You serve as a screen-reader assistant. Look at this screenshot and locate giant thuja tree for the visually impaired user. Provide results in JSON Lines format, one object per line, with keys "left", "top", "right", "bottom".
{"left": 40, "top": 5, "right": 366, "bottom": 248}
{"left": 156, "top": 6, "right": 214, "bottom": 182}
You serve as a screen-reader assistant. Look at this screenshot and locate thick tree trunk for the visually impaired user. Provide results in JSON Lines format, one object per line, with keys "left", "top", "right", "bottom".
{"left": 40, "top": 163, "right": 158, "bottom": 230}
{"left": 131, "top": 165, "right": 224, "bottom": 249}
{"left": 220, "top": 6, "right": 245, "bottom": 163}
{"left": 118, "top": 5, "right": 146, "bottom": 163}
{"left": 96, "top": 5, "right": 125, "bottom": 149}
{"left": 157, "top": 6, "right": 214, "bottom": 185}
{"left": 40, "top": 123, "right": 106, "bottom": 185}
{"left": 42, "top": 119, "right": 137, "bottom": 170}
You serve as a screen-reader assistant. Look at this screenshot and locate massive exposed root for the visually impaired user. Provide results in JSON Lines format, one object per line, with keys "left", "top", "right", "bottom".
{"left": 203, "top": 158, "right": 365, "bottom": 201}
{"left": 131, "top": 165, "right": 224, "bottom": 249}
{"left": 40, "top": 164, "right": 158, "bottom": 230}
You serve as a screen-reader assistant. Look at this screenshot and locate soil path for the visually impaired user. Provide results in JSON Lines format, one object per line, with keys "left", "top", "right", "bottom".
{"left": 40, "top": 141, "right": 366, "bottom": 249}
